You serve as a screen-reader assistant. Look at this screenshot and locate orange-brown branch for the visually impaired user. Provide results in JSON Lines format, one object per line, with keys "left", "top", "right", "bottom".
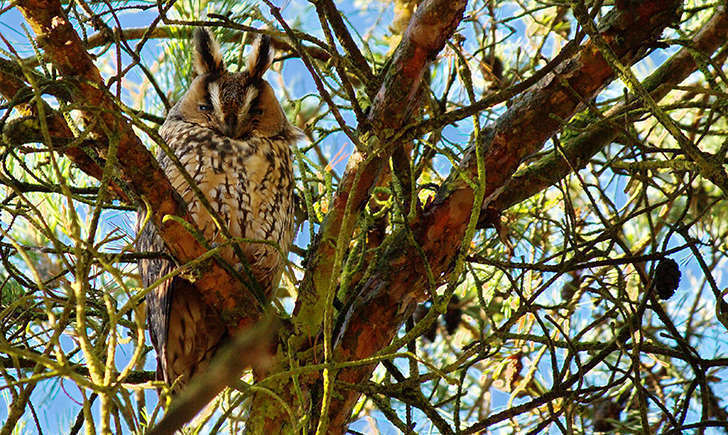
{"left": 0, "top": 58, "right": 128, "bottom": 200}
{"left": 494, "top": 5, "right": 728, "bottom": 211}
{"left": 293, "top": 0, "right": 467, "bottom": 345}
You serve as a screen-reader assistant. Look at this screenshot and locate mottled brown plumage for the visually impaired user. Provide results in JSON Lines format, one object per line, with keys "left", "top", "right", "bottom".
{"left": 137, "top": 28, "right": 301, "bottom": 387}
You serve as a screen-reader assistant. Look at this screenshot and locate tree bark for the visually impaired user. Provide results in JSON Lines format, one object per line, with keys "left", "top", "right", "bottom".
{"left": 494, "top": 4, "right": 728, "bottom": 211}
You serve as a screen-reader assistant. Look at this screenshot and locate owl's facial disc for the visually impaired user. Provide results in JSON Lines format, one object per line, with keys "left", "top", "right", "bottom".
{"left": 210, "top": 74, "right": 261, "bottom": 139}
{"left": 178, "top": 74, "right": 279, "bottom": 140}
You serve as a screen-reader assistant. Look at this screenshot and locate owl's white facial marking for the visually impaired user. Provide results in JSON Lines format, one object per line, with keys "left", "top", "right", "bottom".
{"left": 208, "top": 81, "right": 222, "bottom": 118}
{"left": 232, "top": 85, "right": 260, "bottom": 138}
{"left": 207, "top": 81, "right": 227, "bottom": 135}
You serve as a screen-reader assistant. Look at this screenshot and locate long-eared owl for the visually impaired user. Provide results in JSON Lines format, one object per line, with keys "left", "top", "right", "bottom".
{"left": 137, "top": 28, "right": 301, "bottom": 387}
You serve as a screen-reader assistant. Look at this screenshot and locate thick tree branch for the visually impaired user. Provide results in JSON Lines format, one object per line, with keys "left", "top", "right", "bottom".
{"left": 0, "top": 58, "right": 128, "bottom": 200}
{"left": 292, "top": 0, "right": 467, "bottom": 344}
{"left": 247, "top": 0, "right": 467, "bottom": 430}
{"left": 494, "top": 5, "right": 728, "bottom": 211}
{"left": 572, "top": 1, "right": 728, "bottom": 194}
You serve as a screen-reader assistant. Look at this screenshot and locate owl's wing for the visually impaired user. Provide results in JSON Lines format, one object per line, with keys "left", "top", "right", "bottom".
{"left": 144, "top": 263, "right": 175, "bottom": 381}
{"left": 136, "top": 217, "right": 172, "bottom": 382}
{"left": 164, "top": 278, "right": 227, "bottom": 386}
{"left": 138, "top": 217, "right": 226, "bottom": 388}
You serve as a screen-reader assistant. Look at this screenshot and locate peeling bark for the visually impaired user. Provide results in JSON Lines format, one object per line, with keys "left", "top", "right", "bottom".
{"left": 495, "top": 4, "right": 728, "bottom": 211}
{"left": 292, "top": 0, "right": 467, "bottom": 343}
{"left": 0, "top": 58, "right": 126, "bottom": 199}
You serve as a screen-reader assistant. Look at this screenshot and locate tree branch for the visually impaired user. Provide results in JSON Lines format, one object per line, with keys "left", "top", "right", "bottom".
{"left": 147, "top": 319, "right": 277, "bottom": 435}
{"left": 494, "top": 4, "right": 728, "bottom": 211}
{"left": 292, "top": 0, "right": 467, "bottom": 347}
{"left": 0, "top": 58, "right": 128, "bottom": 201}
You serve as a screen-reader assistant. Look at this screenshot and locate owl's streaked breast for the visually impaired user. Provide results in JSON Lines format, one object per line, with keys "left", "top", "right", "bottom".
{"left": 158, "top": 120, "right": 296, "bottom": 289}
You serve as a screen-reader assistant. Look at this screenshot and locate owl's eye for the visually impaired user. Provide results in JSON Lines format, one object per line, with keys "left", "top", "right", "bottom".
{"left": 198, "top": 104, "right": 213, "bottom": 112}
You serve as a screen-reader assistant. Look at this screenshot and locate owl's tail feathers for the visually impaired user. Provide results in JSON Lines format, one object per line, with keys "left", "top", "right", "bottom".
{"left": 167, "top": 281, "right": 227, "bottom": 391}
{"left": 146, "top": 272, "right": 227, "bottom": 391}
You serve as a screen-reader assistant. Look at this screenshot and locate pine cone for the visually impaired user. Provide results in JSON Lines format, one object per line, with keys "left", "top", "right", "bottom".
{"left": 444, "top": 295, "right": 462, "bottom": 335}
{"left": 654, "top": 258, "right": 681, "bottom": 300}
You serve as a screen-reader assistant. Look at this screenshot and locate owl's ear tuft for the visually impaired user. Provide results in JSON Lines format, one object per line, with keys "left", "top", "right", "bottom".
{"left": 246, "top": 34, "right": 273, "bottom": 79}
{"left": 193, "top": 28, "right": 224, "bottom": 76}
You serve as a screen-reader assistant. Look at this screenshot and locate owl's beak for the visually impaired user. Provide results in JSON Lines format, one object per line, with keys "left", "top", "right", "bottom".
{"left": 223, "top": 124, "right": 236, "bottom": 137}
{"left": 222, "top": 112, "right": 238, "bottom": 138}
